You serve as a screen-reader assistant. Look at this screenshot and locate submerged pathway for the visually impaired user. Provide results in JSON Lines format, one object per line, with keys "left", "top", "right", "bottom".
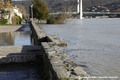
{"left": 0, "top": 25, "right": 22, "bottom": 32}
{"left": 0, "top": 23, "right": 42, "bottom": 80}
{"left": 0, "top": 23, "right": 42, "bottom": 63}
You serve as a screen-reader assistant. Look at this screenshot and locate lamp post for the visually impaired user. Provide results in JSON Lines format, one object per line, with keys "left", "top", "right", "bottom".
{"left": 77, "top": 0, "right": 79, "bottom": 13}
{"left": 31, "top": 4, "right": 33, "bottom": 22}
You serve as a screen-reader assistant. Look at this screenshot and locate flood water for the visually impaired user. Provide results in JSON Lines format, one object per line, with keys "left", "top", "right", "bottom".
{"left": 0, "top": 63, "right": 42, "bottom": 80}
{"left": 39, "top": 18, "right": 120, "bottom": 79}
{"left": 0, "top": 24, "right": 39, "bottom": 80}
{"left": 0, "top": 24, "right": 32, "bottom": 46}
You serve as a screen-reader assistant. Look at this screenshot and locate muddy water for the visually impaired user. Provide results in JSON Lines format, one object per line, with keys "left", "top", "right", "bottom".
{"left": 0, "top": 23, "right": 40, "bottom": 80}
{"left": 0, "top": 31, "right": 31, "bottom": 46}
{"left": 39, "top": 18, "right": 120, "bottom": 80}
{"left": 0, "top": 63, "right": 42, "bottom": 80}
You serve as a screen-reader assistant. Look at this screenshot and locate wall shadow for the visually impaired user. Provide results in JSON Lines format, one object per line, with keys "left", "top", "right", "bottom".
{"left": 16, "top": 23, "right": 30, "bottom": 31}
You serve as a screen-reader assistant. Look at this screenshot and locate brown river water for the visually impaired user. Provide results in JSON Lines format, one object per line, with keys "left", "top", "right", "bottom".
{"left": 39, "top": 18, "right": 120, "bottom": 80}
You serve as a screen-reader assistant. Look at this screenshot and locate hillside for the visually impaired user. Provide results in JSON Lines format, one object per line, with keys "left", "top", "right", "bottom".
{"left": 44, "top": 0, "right": 120, "bottom": 12}
{"left": 13, "top": 0, "right": 32, "bottom": 13}
{"left": 13, "top": 0, "right": 120, "bottom": 13}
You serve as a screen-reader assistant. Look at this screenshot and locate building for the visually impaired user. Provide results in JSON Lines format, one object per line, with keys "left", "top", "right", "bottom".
{"left": 1, "top": 8, "right": 15, "bottom": 24}
{"left": 13, "top": 5, "right": 23, "bottom": 18}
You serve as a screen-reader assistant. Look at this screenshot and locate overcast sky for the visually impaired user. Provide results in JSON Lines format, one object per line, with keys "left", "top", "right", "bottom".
{"left": 13, "top": 0, "right": 27, "bottom": 1}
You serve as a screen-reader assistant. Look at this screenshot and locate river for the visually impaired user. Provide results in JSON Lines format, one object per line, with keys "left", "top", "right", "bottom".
{"left": 38, "top": 18, "right": 120, "bottom": 80}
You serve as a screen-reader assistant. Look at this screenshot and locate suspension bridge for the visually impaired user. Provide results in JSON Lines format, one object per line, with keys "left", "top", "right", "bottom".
{"left": 50, "top": 0, "right": 120, "bottom": 18}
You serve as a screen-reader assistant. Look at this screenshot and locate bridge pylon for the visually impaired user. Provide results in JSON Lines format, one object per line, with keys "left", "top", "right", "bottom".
{"left": 80, "top": 0, "right": 83, "bottom": 19}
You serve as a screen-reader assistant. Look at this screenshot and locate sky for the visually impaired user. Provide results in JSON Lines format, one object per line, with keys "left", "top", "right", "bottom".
{"left": 13, "top": 0, "right": 26, "bottom": 1}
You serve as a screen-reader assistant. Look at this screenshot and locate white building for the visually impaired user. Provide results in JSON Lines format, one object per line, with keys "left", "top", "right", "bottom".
{"left": 13, "top": 6, "right": 23, "bottom": 18}
{"left": 0, "top": 5, "right": 23, "bottom": 24}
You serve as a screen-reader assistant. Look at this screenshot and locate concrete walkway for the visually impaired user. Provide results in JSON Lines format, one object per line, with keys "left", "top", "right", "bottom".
{"left": 0, "top": 25, "right": 22, "bottom": 33}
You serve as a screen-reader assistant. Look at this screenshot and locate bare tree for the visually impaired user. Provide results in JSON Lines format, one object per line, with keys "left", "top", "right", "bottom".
{"left": 16, "top": 4, "right": 27, "bottom": 18}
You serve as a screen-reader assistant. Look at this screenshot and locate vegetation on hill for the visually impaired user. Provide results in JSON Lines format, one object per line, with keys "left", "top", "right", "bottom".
{"left": 0, "top": 0, "right": 12, "bottom": 24}
{"left": 13, "top": 0, "right": 120, "bottom": 13}
{"left": 44, "top": 0, "right": 120, "bottom": 12}
{"left": 0, "top": 0, "right": 12, "bottom": 10}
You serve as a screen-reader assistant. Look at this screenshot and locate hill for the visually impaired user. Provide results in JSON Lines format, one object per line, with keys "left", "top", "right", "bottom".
{"left": 13, "top": 0, "right": 120, "bottom": 13}
{"left": 13, "top": 0, "right": 32, "bottom": 13}
{"left": 44, "top": 0, "right": 120, "bottom": 12}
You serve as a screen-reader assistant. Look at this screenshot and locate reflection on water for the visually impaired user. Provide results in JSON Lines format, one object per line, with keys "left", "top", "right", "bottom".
{"left": 39, "top": 18, "right": 120, "bottom": 79}
{"left": 0, "top": 31, "right": 31, "bottom": 46}
{"left": 0, "top": 63, "right": 42, "bottom": 80}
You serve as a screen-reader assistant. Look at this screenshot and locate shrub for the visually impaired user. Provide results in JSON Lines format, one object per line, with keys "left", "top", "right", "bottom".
{"left": 0, "top": 19, "right": 8, "bottom": 25}
{"left": 12, "top": 17, "right": 17, "bottom": 25}
{"left": 47, "top": 17, "right": 56, "bottom": 24}
{"left": 55, "top": 14, "right": 66, "bottom": 24}
{"left": 12, "top": 16, "right": 22, "bottom": 25}
{"left": 47, "top": 14, "right": 66, "bottom": 24}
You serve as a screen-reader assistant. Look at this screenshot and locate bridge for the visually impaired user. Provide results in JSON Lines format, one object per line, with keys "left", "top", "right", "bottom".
{"left": 50, "top": 12, "right": 120, "bottom": 18}
{"left": 62, "top": 0, "right": 120, "bottom": 18}
{"left": 50, "top": 12, "right": 120, "bottom": 15}
{"left": 50, "top": 0, "right": 120, "bottom": 17}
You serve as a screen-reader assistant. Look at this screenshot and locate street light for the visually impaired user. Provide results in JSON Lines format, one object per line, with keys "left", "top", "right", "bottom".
{"left": 77, "top": 0, "right": 79, "bottom": 13}
{"left": 31, "top": 4, "right": 34, "bottom": 22}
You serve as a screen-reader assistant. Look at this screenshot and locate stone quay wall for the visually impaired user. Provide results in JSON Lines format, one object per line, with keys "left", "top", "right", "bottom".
{"left": 0, "top": 53, "right": 41, "bottom": 64}
{"left": 0, "top": 45, "right": 42, "bottom": 64}
{"left": 30, "top": 22, "right": 91, "bottom": 80}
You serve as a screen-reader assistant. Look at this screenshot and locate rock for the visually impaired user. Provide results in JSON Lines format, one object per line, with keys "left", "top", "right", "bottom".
{"left": 53, "top": 66, "right": 70, "bottom": 78}
{"left": 74, "top": 67, "right": 87, "bottom": 76}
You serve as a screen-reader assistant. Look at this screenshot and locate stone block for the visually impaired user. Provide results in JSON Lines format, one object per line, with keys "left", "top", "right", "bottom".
{"left": 74, "top": 67, "right": 87, "bottom": 76}
{"left": 53, "top": 65, "right": 70, "bottom": 78}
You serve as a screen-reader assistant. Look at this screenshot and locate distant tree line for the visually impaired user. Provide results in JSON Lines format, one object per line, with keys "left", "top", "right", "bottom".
{"left": 13, "top": 0, "right": 120, "bottom": 13}
{"left": 44, "top": 0, "right": 120, "bottom": 12}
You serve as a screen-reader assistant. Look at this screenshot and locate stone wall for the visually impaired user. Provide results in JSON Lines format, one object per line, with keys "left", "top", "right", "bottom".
{"left": 0, "top": 45, "right": 42, "bottom": 64}
{"left": 30, "top": 22, "right": 48, "bottom": 45}
{"left": 30, "top": 22, "right": 67, "bottom": 46}
{"left": 41, "top": 42, "right": 90, "bottom": 80}
{"left": 30, "top": 22, "right": 91, "bottom": 80}
{"left": 0, "top": 53, "right": 41, "bottom": 64}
